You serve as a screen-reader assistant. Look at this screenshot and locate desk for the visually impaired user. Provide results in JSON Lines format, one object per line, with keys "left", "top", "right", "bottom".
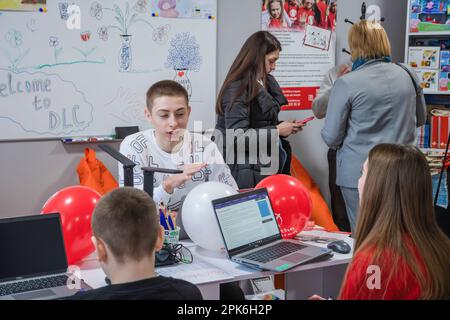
{"left": 78, "top": 239, "right": 353, "bottom": 300}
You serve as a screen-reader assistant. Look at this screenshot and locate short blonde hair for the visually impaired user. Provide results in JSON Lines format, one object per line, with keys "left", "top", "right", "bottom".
{"left": 348, "top": 20, "right": 392, "bottom": 61}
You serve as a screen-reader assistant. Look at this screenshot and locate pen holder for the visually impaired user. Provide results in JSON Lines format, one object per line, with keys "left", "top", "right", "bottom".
{"left": 164, "top": 226, "right": 180, "bottom": 245}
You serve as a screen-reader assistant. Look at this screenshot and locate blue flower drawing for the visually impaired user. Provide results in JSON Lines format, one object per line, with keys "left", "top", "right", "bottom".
{"left": 165, "top": 32, "right": 202, "bottom": 72}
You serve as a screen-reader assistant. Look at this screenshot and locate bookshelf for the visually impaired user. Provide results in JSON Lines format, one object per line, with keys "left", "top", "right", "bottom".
{"left": 404, "top": 0, "right": 450, "bottom": 153}
{"left": 404, "top": 0, "right": 450, "bottom": 95}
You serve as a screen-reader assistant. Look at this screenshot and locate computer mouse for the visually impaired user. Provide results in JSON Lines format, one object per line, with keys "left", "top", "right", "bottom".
{"left": 327, "top": 240, "right": 351, "bottom": 254}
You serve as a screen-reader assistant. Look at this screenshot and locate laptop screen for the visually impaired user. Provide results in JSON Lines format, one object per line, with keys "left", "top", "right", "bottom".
{"left": 0, "top": 214, "right": 68, "bottom": 282}
{"left": 212, "top": 188, "right": 281, "bottom": 255}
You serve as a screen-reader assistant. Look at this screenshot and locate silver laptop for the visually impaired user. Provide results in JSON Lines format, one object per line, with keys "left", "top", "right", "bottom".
{"left": 212, "top": 188, "right": 332, "bottom": 272}
{"left": 0, "top": 213, "right": 91, "bottom": 300}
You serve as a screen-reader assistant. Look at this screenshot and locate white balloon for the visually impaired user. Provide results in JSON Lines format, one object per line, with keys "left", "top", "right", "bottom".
{"left": 182, "top": 182, "right": 238, "bottom": 252}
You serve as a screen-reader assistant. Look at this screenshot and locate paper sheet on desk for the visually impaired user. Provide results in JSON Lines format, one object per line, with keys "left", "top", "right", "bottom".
{"left": 295, "top": 230, "right": 351, "bottom": 242}
{"left": 156, "top": 259, "right": 233, "bottom": 285}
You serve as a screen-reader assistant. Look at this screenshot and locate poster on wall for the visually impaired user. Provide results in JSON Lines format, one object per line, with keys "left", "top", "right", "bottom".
{"left": 148, "top": 0, "right": 216, "bottom": 19}
{"left": 0, "top": 0, "right": 46, "bottom": 12}
{"left": 409, "top": 0, "right": 450, "bottom": 33}
{"left": 261, "top": 0, "right": 336, "bottom": 110}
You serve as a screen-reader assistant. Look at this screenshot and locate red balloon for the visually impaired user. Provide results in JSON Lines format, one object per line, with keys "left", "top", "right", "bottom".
{"left": 256, "top": 175, "right": 312, "bottom": 239}
{"left": 41, "top": 186, "right": 101, "bottom": 264}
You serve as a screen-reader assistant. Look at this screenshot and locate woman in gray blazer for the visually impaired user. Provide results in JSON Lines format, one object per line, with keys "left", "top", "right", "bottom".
{"left": 321, "top": 20, "right": 427, "bottom": 233}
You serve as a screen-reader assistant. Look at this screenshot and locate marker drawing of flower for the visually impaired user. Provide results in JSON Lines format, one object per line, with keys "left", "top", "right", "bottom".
{"left": 165, "top": 32, "right": 202, "bottom": 72}
{"left": 97, "top": 26, "right": 109, "bottom": 41}
{"left": 5, "top": 29, "right": 23, "bottom": 48}
{"left": 3, "top": 29, "right": 29, "bottom": 71}
{"left": 133, "top": 0, "right": 147, "bottom": 13}
{"left": 73, "top": 31, "right": 97, "bottom": 61}
{"left": 49, "top": 36, "right": 63, "bottom": 63}
{"left": 90, "top": 1, "right": 103, "bottom": 20}
{"left": 152, "top": 24, "right": 170, "bottom": 45}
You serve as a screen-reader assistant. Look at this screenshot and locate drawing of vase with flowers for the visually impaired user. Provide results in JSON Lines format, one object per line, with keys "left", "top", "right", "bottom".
{"left": 91, "top": 1, "right": 153, "bottom": 72}
{"left": 165, "top": 33, "right": 202, "bottom": 98}
{"left": 119, "top": 34, "right": 132, "bottom": 72}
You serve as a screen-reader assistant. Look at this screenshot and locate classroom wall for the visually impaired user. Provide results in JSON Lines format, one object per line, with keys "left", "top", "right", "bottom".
{"left": 218, "top": 0, "right": 408, "bottom": 207}
{"left": 0, "top": 0, "right": 408, "bottom": 218}
{"left": 283, "top": 0, "right": 408, "bottom": 205}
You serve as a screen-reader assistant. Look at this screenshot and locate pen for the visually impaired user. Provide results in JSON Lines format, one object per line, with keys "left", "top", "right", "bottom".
{"left": 163, "top": 207, "right": 172, "bottom": 230}
{"left": 170, "top": 210, "right": 176, "bottom": 229}
{"left": 167, "top": 210, "right": 175, "bottom": 230}
{"left": 88, "top": 136, "right": 114, "bottom": 141}
{"left": 159, "top": 209, "right": 169, "bottom": 230}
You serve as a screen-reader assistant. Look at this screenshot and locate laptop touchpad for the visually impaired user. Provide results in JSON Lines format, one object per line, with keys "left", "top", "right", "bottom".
{"left": 13, "top": 289, "right": 56, "bottom": 300}
{"left": 283, "top": 252, "right": 309, "bottom": 263}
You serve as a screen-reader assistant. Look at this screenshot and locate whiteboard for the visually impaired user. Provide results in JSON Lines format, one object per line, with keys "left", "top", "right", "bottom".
{"left": 0, "top": 0, "right": 217, "bottom": 141}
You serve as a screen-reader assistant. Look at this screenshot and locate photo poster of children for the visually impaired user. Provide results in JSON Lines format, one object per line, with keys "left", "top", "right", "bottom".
{"left": 261, "top": 0, "right": 337, "bottom": 110}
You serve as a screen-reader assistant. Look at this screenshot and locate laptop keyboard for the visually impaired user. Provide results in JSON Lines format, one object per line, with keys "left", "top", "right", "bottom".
{"left": 241, "top": 242, "right": 307, "bottom": 263}
{"left": 0, "top": 275, "right": 69, "bottom": 296}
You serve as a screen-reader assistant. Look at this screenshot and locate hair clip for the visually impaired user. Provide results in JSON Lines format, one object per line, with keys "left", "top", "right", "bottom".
{"left": 342, "top": 48, "right": 351, "bottom": 56}
{"left": 346, "top": 2, "right": 386, "bottom": 24}
{"left": 360, "top": 2, "right": 367, "bottom": 20}
{"left": 344, "top": 18, "right": 354, "bottom": 25}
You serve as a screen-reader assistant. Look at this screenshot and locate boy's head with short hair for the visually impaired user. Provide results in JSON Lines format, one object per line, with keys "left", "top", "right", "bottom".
{"left": 144, "top": 80, "right": 191, "bottom": 152}
{"left": 91, "top": 187, "right": 164, "bottom": 280}
{"left": 146, "top": 80, "right": 188, "bottom": 112}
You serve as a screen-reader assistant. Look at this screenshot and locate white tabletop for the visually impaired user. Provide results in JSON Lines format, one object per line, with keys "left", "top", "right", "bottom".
{"left": 78, "top": 237, "right": 354, "bottom": 289}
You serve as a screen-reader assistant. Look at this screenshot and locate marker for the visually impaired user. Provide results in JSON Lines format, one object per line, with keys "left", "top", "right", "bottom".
{"left": 167, "top": 211, "right": 175, "bottom": 230}
{"left": 163, "top": 207, "right": 172, "bottom": 230}
{"left": 159, "top": 209, "right": 168, "bottom": 230}
{"left": 60, "top": 136, "right": 115, "bottom": 142}
{"left": 62, "top": 137, "right": 89, "bottom": 142}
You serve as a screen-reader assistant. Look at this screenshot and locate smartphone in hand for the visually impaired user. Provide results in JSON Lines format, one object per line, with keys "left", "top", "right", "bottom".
{"left": 297, "top": 116, "right": 315, "bottom": 126}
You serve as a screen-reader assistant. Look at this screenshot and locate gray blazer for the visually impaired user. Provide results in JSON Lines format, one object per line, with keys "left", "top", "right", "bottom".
{"left": 321, "top": 59, "right": 427, "bottom": 188}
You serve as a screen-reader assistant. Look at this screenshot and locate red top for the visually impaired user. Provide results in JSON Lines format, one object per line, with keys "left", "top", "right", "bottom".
{"left": 297, "top": 7, "right": 316, "bottom": 27}
{"left": 316, "top": 0, "right": 328, "bottom": 28}
{"left": 327, "top": 11, "right": 336, "bottom": 31}
{"left": 269, "top": 18, "right": 285, "bottom": 30}
{"left": 340, "top": 241, "right": 426, "bottom": 300}
{"left": 284, "top": 2, "right": 301, "bottom": 27}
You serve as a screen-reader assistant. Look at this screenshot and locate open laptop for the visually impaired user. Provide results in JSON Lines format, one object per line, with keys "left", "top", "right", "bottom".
{"left": 212, "top": 188, "right": 332, "bottom": 272}
{"left": 0, "top": 213, "right": 91, "bottom": 300}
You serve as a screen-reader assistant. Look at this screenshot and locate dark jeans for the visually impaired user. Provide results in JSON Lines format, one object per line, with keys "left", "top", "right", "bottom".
{"left": 328, "top": 149, "right": 351, "bottom": 232}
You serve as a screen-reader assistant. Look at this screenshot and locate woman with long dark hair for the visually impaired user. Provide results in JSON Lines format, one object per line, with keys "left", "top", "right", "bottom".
{"left": 215, "top": 31, "right": 304, "bottom": 189}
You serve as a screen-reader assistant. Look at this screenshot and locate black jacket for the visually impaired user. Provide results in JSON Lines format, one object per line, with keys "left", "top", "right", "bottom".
{"left": 215, "top": 74, "right": 292, "bottom": 189}
{"left": 67, "top": 276, "right": 203, "bottom": 300}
